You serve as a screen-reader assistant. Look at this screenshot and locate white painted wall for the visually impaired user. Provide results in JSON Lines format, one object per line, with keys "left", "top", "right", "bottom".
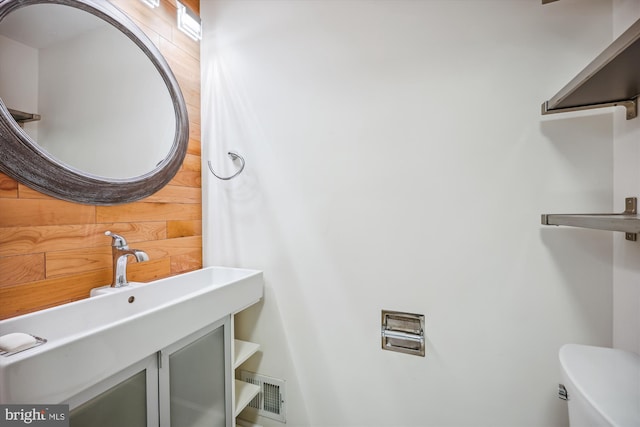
{"left": 612, "top": 0, "right": 640, "bottom": 355}
{"left": 202, "top": 1, "right": 613, "bottom": 425}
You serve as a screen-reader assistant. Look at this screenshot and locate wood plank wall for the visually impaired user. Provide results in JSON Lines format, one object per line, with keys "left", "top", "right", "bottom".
{"left": 0, "top": 0, "right": 202, "bottom": 320}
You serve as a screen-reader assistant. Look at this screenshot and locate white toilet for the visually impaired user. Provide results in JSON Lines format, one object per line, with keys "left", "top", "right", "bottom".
{"left": 559, "top": 344, "right": 640, "bottom": 427}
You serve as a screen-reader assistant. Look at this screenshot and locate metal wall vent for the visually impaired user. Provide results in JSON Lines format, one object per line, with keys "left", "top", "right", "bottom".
{"left": 239, "top": 371, "right": 286, "bottom": 423}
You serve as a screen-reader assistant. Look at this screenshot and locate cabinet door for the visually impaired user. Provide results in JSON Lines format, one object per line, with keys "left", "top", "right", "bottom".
{"left": 159, "top": 317, "right": 230, "bottom": 427}
{"left": 66, "top": 356, "right": 159, "bottom": 427}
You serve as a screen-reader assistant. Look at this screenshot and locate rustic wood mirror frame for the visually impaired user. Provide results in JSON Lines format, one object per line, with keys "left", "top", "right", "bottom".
{"left": 0, "top": 0, "right": 189, "bottom": 205}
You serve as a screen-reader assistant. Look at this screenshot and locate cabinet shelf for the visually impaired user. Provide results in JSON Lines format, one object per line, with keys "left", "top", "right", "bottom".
{"left": 542, "top": 197, "right": 640, "bottom": 241}
{"left": 233, "top": 339, "right": 261, "bottom": 419}
{"left": 541, "top": 17, "right": 640, "bottom": 120}
{"left": 235, "top": 380, "right": 260, "bottom": 416}
{"left": 234, "top": 340, "right": 260, "bottom": 369}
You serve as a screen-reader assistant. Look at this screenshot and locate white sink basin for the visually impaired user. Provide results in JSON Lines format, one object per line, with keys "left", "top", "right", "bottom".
{"left": 0, "top": 266, "right": 263, "bottom": 404}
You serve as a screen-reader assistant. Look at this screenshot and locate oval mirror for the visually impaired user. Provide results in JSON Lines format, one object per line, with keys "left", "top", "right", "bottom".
{"left": 0, "top": 0, "right": 189, "bottom": 205}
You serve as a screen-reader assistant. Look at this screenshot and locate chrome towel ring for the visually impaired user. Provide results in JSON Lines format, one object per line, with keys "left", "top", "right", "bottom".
{"left": 208, "top": 151, "right": 245, "bottom": 180}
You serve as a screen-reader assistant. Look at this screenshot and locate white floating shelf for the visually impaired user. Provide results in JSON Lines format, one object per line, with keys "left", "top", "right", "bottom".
{"left": 234, "top": 339, "right": 260, "bottom": 369}
{"left": 235, "top": 379, "right": 260, "bottom": 416}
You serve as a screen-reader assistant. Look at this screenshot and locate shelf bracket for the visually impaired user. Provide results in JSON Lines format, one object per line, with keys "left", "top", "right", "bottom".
{"left": 624, "top": 197, "right": 638, "bottom": 241}
{"left": 542, "top": 98, "right": 638, "bottom": 120}
{"left": 542, "top": 197, "right": 639, "bottom": 241}
{"left": 8, "top": 108, "right": 41, "bottom": 124}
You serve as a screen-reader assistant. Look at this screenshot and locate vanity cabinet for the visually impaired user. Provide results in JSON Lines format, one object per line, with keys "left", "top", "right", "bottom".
{"left": 66, "top": 317, "right": 232, "bottom": 427}
{"left": 159, "top": 322, "right": 230, "bottom": 427}
{"left": 65, "top": 315, "right": 263, "bottom": 427}
{"left": 0, "top": 267, "right": 265, "bottom": 427}
{"left": 68, "top": 357, "right": 159, "bottom": 427}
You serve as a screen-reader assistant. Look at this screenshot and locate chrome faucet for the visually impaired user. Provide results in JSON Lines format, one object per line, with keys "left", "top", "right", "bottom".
{"left": 105, "top": 231, "right": 149, "bottom": 288}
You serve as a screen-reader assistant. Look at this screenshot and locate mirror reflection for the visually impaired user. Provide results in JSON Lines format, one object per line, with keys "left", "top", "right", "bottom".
{"left": 0, "top": 3, "right": 175, "bottom": 179}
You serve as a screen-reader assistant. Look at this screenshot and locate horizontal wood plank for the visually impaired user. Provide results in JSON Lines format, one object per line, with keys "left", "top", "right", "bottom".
{"left": 46, "top": 246, "right": 111, "bottom": 278}
{"left": 0, "top": 199, "right": 96, "bottom": 227}
{"left": 189, "top": 124, "right": 201, "bottom": 147}
{"left": 144, "top": 185, "right": 201, "bottom": 204}
{"left": 170, "top": 169, "right": 201, "bottom": 187}
{"left": 187, "top": 102, "right": 201, "bottom": 127}
{"left": 17, "top": 184, "right": 52, "bottom": 199}
{"left": 127, "top": 257, "right": 172, "bottom": 282}
{"left": 0, "top": 254, "right": 45, "bottom": 287}
{"left": 111, "top": 0, "right": 173, "bottom": 41}
{"left": 188, "top": 139, "right": 201, "bottom": 159}
{"left": 160, "top": 33, "right": 200, "bottom": 80}
{"left": 0, "top": 173, "right": 17, "bottom": 198}
{"left": 0, "top": 269, "right": 112, "bottom": 319}
{"left": 171, "top": 249, "right": 202, "bottom": 273}
{"left": 96, "top": 202, "right": 201, "bottom": 223}
{"left": 139, "top": 236, "right": 202, "bottom": 259}
{"left": 182, "top": 153, "right": 201, "bottom": 172}
{"left": 132, "top": 20, "right": 162, "bottom": 47}
{"left": 160, "top": 40, "right": 200, "bottom": 107}
{"left": 0, "top": 223, "right": 167, "bottom": 257}
{"left": 167, "top": 220, "right": 202, "bottom": 238}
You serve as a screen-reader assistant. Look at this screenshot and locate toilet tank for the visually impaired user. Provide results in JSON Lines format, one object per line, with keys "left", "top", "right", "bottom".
{"left": 559, "top": 344, "right": 640, "bottom": 427}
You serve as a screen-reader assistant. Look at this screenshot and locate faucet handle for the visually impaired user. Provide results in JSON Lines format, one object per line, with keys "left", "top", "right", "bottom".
{"left": 105, "top": 231, "right": 129, "bottom": 249}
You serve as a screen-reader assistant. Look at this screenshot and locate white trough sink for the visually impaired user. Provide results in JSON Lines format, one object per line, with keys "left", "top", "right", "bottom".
{"left": 0, "top": 266, "right": 263, "bottom": 404}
